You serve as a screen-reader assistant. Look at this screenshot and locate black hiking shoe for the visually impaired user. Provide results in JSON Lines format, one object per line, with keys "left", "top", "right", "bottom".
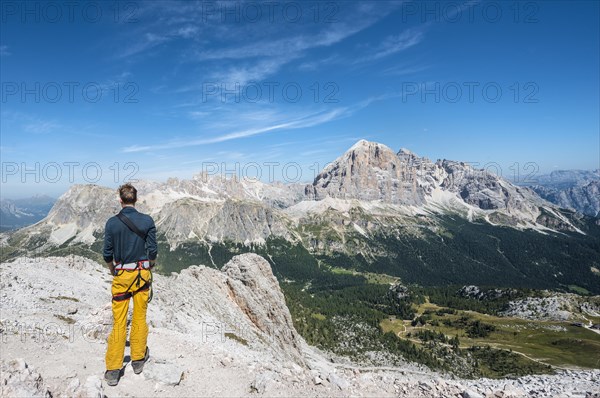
{"left": 132, "top": 347, "right": 149, "bottom": 374}
{"left": 104, "top": 369, "right": 121, "bottom": 386}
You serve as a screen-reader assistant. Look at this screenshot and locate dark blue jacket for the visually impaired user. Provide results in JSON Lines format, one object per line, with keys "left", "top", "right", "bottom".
{"left": 103, "top": 206, "right": 158, "bottom": 264}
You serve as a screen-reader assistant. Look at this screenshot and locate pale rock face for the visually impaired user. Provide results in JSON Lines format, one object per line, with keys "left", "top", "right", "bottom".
{"left": 308, "top": 140, "right": 553, "bottom": 221}
{"left": 533, "top": 180, "right": 600, "bottom": 217}
{"left": 155, "top": 198, "right": 292, "bottom": 247}
{"left": 0, "top": 200, "right": 32, "bottom": 223}
{"left": 44, "top": 174, "right": 303, "bottom": 246}
{"left": 146, "top": 253, "right": 305, "bottom": 365}
{"left": 44, "top": 184, "right": 119, "bottom": 245}
{"left": 303, "top": 141, "right": 570, "bottom": 234}
{"left": 527, "top": 169, "right": 600, "bottom": 217}
{"left": 3, "top": 177, "right": 298, "bottom": 253}
{"left": 221, "top": 253, "right": 305, "bottom": 365}
{"left": 142, "top": 173, "right": 305, "bottom": 209}
{"left": 437, "top": 159, "right": 544, "bottom": 215}
{"left": 309, "top": 140, "right": 427, "bottom": 205}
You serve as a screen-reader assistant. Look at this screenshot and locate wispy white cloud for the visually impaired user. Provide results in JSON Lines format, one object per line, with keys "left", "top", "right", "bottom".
{"left": 23, "top": 120, "right": 61, "bottom": 134}
{"left": 188, "top": 111, "right": 210, "bottom": 120}
{"left": 121, "top": 91, "right": 399, "bottom": 154}
{"left": 352, "top": 28, "right": 425, "bottom": 65}
{"left": 216, "top": 151, "right": 247, "bottom": 160}
{"left": 176, "top": 25, "right": 199, "bottom": 39}
{"left": 381, "top": 63, "right": 430, "bottom": 76}
{"left": 180, "top": 157, "right": 216, "bottom": 165}
{"left": 298, "top": 27, "right": 426, "bottom": 72}
{"left": 118, "top": 2, "right": 401, "bottom": 87}
{"left": 0, "top": 45, "right": 10, "bottom": 56}
{"left": 2, "top": 111, "right": 61, "bottom": 134}
{"left": 2, "top": 110, "right": 117, "bottom": 140}
{"left": 194, "top": 7, "right": 397, "bottom": 82}
{"left": 372, "top": 29, "right": 424, "bottom": 60}
{"left": 94, "top": 71, "right": 134, "bottom": 94}
{"left": 121, "top": 107, "right": 349, "bottom": 153}
{"left": 300, "top": 148, "right": 328, "bottom": 157}
{"left": 197, "top": 19, "right": 378, "bottom": 61}
{"left": 119, "top": 32, "right": 170, "bottom": 58}
{"left": 209, "top": 55, "right": 300, "bottom": 86}
{"left": 298, "top": 54, "right": 340, "bottom": 71}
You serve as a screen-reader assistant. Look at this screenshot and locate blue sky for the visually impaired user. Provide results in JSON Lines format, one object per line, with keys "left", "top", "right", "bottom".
{"left": 1, "top": 0, "right": 599, "bottom": 198}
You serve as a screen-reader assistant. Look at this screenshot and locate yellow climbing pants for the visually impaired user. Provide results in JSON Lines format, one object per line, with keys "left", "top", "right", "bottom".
{"left": 105, "top": 269, "right": 151, "bottom": 371}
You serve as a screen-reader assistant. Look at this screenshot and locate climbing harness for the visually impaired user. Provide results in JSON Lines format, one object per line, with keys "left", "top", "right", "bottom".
{"left": 112, "top": 260, "right": 153, "bottom": 302}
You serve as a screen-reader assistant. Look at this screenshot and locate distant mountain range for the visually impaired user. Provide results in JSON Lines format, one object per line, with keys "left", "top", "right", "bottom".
{"left": 524, "top": 170, "right": 600, "bottom": 217}
{"left": 0, "top": 195, "right": 56, "bottom": 231}
{"left": 2, "top": 141, "right": 599, "bottom": 294}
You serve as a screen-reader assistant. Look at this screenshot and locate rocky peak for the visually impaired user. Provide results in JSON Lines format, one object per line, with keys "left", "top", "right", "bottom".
{"left": 436, "top": 159, "right": 544, "bottom": 213}
{"left": 41, "top": 184, "right": 119, "bottom": 244}
{"left": 0, "top": 199, "right": 19, "bottom": 214}
{"left": 309, "top": 140, "right": 426, "bottom": 205}
{"left": 348, "top": 139, "right": 395, "bottom": 157}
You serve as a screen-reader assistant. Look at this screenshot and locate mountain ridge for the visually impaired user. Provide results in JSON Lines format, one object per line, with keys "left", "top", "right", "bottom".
{"left": 0, "top": 194, "right": 56, "bottom": 231}
{"left": 4, "top": 139, "right": 579, "bottom": 245}
{"left": 2, "top": 140, "right": 599, "bottom": 294}
{"left": 527, "top": 170, "right": 600, "bottom": 217}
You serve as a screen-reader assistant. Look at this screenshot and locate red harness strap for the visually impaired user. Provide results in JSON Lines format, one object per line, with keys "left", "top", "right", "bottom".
{"left": 112, "top": 282, "right": 150, "bottom": 302}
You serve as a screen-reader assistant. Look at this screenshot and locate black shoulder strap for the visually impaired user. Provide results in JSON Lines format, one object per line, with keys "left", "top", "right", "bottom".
{"left": 116, "top": 211, "right": 147, "bottom": 241}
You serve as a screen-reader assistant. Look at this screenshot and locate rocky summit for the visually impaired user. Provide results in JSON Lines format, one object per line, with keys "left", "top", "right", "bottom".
{"left": 1, "top": 254, "right": 598, "bottom": 397}
{"left": 307, "top": 140, "right": 547, "bottom": 219}
{"left": 307, "top": 140, "right": 430, "bottom": 205}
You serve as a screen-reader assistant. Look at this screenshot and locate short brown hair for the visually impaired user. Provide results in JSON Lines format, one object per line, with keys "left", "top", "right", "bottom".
{"left": 118, "top": 183, "right": 137, "bottom": 205}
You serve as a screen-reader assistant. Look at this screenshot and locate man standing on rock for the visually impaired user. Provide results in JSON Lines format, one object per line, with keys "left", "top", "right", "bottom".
{"left": 103, "top": 183, "right": 157, "bottom": 386}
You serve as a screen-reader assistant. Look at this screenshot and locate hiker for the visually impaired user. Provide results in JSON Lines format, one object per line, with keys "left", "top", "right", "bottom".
{"left": 102, "top": 183, "right": 158, "bottom": 386}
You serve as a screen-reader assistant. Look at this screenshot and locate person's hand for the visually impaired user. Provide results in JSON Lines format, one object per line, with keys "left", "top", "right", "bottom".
{"left": 107, "top": 262, "right": 115, "bottom": 276}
